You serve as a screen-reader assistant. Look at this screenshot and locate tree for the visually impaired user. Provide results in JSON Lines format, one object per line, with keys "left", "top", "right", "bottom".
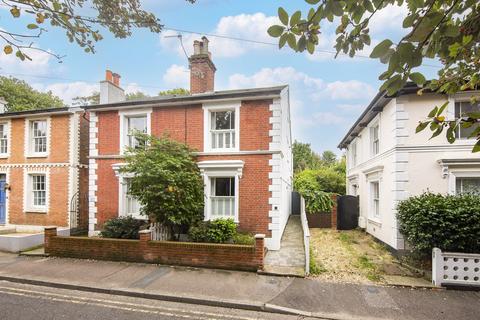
{"left": 321, "top": 150, "right": 337, "bottom": 166}
{"left": 158, "top": 88, "right": 190, "bottom": 96}
{"left": 0, "top": 76, "right": 65, "bottom": 111}
{"left": 120, "top": 133, "right": 204, "bottom": 239}
{"left": 1, "top": 0, "right": 195, "bottom": 61}
{"left": 292, "top": 140, "right": 323, "bottom": 173}
{"left": 126, "top": 91, "right": 150, "bottom": 101}
{"left": 268, "top": 1, "right": 480, "bottom": 151}
{"left": 72, "top": 91, "right": 99, "bottom": 106}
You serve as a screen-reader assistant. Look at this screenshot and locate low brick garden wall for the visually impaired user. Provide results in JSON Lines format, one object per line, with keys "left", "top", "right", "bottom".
{"left": 44, "top": 227, "right": 265, "bottom": 272}
{"left": 306, "top": 194, "right": 338, "bottom": 229}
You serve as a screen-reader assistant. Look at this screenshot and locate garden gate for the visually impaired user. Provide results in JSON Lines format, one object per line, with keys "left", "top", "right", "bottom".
{"left": 336, "top": 195, "right": 359, "bottom": 230}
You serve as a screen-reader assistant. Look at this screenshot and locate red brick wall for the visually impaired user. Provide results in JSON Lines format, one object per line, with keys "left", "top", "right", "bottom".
{"left": 189, "top": 56, "right": 215, "bottom": 94}
{"left": 95, "top": 159, "right": 120, "bottom": 229}
{"left": 93, "top": 99, "right": 273, "bottom": 236}
{"left": 97, "top": 111, "right": 119, "bottom": 155}
{"left": 45, "top": 228, "right": 264, "bottom": 271}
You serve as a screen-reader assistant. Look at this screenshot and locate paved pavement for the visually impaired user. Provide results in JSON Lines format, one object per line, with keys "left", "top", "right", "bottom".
{"left": 0, "top": 252, "right": 479, "bottom": 320}
{"left": 0, "top": 281, "right": 312, "bottom": 320}
{"left": 264, "top": 215, "right": 305, "bottom": 276}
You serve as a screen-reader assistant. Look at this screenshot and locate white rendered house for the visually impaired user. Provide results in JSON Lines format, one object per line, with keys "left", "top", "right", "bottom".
{"left": 338, "top": 83, "right": 480, "bottom": 251}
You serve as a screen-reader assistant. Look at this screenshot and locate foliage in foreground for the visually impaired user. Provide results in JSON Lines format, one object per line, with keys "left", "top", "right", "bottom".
{"left": 397, "top": 192, "right": 480, "bottom": 255}
{"left": 100, "top": 216, "right": 148, "bottom": 240}
{"left": 121, "top": 133, "right": 204, "bottom": 238}
{"left": 269, "top": 1, "right": 480, "bottom": 152}
{"left": 0, "top": 76, "right": 65, "bottom": 111}
{"left": 294, "top": 169, "right": 341, "bottom": 213}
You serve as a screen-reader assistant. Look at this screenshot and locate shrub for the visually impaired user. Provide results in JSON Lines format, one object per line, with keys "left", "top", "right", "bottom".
{"left": 294, "top": 170, "right": 335, "bottom": 212}
{"left": 397, "top": 192, "right": 480, "bottom": 255}
{"left": 100, "top": 216, "right": 148, "bottom": 239}
{"left": 233, "top": 233, "right": 255, "bottom": 245}
{"left": 188, "top": 218, "right": 238, "bottom": 243}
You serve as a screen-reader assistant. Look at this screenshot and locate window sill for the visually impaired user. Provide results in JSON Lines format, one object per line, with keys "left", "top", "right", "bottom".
{"left": 26, "top": 153, "right": 48, "bottom": 158}
{"left": 205, "top": 217, "right": 239, "bottom": 223}
{"left": 0, "top": 154, "right": 8, "bottom": 159}
{"left": 368, "top": 218, "right": 382, "bottom": 226}
{"left": 25, "top": 208, "right": 47, "bottom": 214}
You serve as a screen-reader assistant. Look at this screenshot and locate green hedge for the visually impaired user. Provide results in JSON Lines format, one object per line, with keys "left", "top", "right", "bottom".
{"left": 294, "top": 169, "right": 336, "bottom": 212}
{"left": 397, "top": 192, "right": 480, "bottom": 255}
{"left": 100, "top": 216, "right": 148, "bottom": 240}
{"left": 188, "top": 218, "right": 238, "bottom": 243}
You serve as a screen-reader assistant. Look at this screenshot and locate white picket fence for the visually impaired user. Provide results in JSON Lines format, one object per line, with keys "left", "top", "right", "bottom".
{"left": 432, "top": 248, "right": 480, "bottom": 287}
{"left": 150, "top": 222, "right": 170, "bottom": 241}
{"left": 300, "top": 197, "right": 310, "bottom": 275}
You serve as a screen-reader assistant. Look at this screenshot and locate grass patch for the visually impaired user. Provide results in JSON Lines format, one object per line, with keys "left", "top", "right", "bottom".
{"left": 309, "top": 248, "right": 327, "bottom": 275}
{"left": 357, "top": 254, "right": 382, "bottom": 282}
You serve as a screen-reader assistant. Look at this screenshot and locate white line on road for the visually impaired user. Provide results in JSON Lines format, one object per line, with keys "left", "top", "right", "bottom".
{"left": 0, "top": 285, "right": 266, "bottom": 320}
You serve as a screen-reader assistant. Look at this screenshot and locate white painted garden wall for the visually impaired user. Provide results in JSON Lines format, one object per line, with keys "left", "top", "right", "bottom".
{"left": 432, "top": 248, "right": 480, "bottom": 287}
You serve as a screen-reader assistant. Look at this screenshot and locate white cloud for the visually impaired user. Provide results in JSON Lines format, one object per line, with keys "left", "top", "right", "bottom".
{"left": 317, "top": 80, "right": 375, "bottom": 101}
{"left": 33, "top": 81, "right": 98, "bottom": 105}
{"left": 160, "top": 13, "right": 278, "bottom": 58}
{"left": 227, "top": 67, "right": 323, "bottom": 91}
{"left": 313, "top": 112, "right": 347, "bottom": 125}
{"left": 0, "top": 47, "right": 53, "bottom": 74}
{"left": 162, "top": 64, "right": 190, "bottom": 89}
{"left": 369, "top": 4, "right": 408, "bottom": 35}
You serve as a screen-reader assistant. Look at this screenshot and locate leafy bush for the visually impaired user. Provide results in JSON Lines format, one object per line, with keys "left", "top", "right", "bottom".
{"left": 188, "top": 218, "right": 238, "bottom": 243}
{"left": 233, "top": 233, "right": 255, "bottom": 245}
{"left": 397, "top": 192, "right": 480, "bottom": 255}
{"left": 100, "top": 216, "right": 148, "bottom": 239}
{"left": 294, "top": 169, "right": 336, "bottom": 212}
{"left": 121, "top": 133, "right": 204, "bottom": 238}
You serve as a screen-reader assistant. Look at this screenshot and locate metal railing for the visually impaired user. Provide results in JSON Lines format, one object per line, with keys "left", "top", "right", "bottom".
{"left": 300, "top": 196, "right": 310, "bottom": 275}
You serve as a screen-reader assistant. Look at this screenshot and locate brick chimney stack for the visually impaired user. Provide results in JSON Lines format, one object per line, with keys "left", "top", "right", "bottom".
{"left": 189, "top": 37, "right": 216, "bottom": 94}
{"left": 100, "top": 69, "right": 125, "bottom": 104}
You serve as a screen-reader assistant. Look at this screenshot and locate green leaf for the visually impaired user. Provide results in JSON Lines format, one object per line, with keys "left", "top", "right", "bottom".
{"left": 297, "top": 35, "right": 307, "bottom": 52}
{"left": 370, "top": 39, "right": 393, "bottom": 59}
{"left": 473, "top": 141, "right": 480, "bottom": 153}
{"left": 430, "top": 126, "right": 443, "bottom": 139}
{"left": 305, "top": 0, "right": 321, "bottom": 4}
{"left": 27, "top": 24, "right": 39, "bottom": 29}
{"left": 287, "top": 33, "right": 297, "bottom": 50}
{"left": 290, "top": 11, "right": 301, "bottom": 26}
{"left": 428, "top": 106, "right": 438, "bottom": 118}
{"left": 278, "top": 7, "right": 289, "bottom": 26}
{"left": 409, "top": 72, "right": 426, "bottom": 86}
{"left": 307, "top": 40, "right": 315, "bottom": 54}
{"left": 446, "top": 127, "right": 455, "bottom": 144}
{"left": 267, "top": 25, "right": 285, "bottom": 38}
{"left": 331, "top": 1, "right": 343, "bottom": 16}
{"left": 416, "top": 121, "right": 429, "bottom": 133}
{"left": 279, "top": 33, "right": 288, "bottom": 49}
{"left": 437, "top": 102, "right": 449, "bottom": 116}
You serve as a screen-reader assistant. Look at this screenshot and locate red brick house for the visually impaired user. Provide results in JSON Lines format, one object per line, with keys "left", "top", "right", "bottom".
{"left": 85, "top": 38, "right": 292, "bottom": 250}
{"left": 0, "top": 98, "right": 89, "bottom": 239}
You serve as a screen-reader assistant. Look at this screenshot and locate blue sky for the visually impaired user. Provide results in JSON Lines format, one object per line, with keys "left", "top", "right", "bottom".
{"left": 0, "top": 0, "right": 440, "bottom": 154}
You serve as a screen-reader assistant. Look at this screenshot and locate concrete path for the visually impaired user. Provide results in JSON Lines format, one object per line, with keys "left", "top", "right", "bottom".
{"left": 0, "top": 252, "right": 479, "bottom": 320}
{"left": 264, "top": 215, "right": 305, "bottom": 276}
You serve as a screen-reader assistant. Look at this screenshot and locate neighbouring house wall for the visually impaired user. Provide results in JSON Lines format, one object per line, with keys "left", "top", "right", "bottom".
{"left": 345, "top": 91, "right": 480, "bottom": 251}
{"left": 0, "top": 113, "right": 88, "bottom": 229}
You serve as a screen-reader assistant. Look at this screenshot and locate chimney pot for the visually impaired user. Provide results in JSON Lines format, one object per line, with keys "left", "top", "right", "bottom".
{"left": 189, "top": 37, "right": 216, "bottom": 94}
{"left": 105, "top": 70, "right": 113, "bottom": 83}
{"left": 112, "top": 73, "right": 121, "bottom": 86}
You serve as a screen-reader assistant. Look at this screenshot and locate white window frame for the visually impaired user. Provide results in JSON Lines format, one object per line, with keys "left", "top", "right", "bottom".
{"left": 198, "top": 160, "right": 244, "bottom": 223}
{"left": 369, "top": 180, "right": 380, "bottom": 220}
{"left": 446, "top": 92, "right": 480, "bottom": 142}
{"left": 370, "top": 122, "right": 380, "bottom": 157}
{"left": 118, "top": 175, "right": 144, "bottom": 220}
{"left": 25, "top": 118, "right": 50, "bottom": 158}
{"left": 119, "top": 109, "right": 152, "bottom": 155}
{"left": 203, "top": 102, "right": 240, "bottom": 152}
{"left": 0, "top": 121, "right": 10, "bottom": 158}
{"left": 448, "top": 170, "right": 480, "bottom": 195}
{"left": 23, "top": 169, "right": 49, "bottom": 213}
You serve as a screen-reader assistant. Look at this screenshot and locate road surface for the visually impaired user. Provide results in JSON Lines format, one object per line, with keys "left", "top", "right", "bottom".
{"left": 0, "top": 281, "right": 314, "bottom": 320}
